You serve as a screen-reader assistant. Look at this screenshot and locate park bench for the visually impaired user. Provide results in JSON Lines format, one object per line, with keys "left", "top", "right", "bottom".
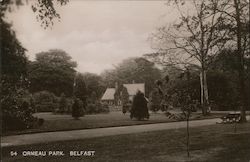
{"left": 221, "top": 112, "right": 241, "bottom": 123}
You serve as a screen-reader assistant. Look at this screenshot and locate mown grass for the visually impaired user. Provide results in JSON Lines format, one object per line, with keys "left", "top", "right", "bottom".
{"left": 2, "top": 122, "right": 250, "bottom": 162}
{"left": 3, "top": 111, "right": 225, "bottom": 136}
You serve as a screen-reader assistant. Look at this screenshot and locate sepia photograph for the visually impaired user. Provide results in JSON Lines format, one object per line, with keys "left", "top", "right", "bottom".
{"left": 1, "top": 0, "right": 250, "bottom": 161}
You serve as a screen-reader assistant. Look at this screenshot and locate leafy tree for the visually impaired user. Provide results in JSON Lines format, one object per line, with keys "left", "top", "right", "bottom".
{"left": 214, "top": 0, "right": 249, "bottom": 122}
{"left": 130, "top": 91, "right": 149, "bottom": 120}
{"left": 209, "top": 49, "right": 250, "bottom": 111}
{"left": 121, "top": 87, "right": 130, "bottom": 114}
{"left": 147, "top": 0, "right": 231, "bottom": 115}
{"left": 1, "top": 0, "right": 68, "bottom": 28}
{"left": 81, "top": 72, "right": 105, "bottom": 99}
{"left": 28, "top": 49, "right": 77, "bottom": 96}
{"left": 74, "top": 73, "right": 87, "bottom": 110}
{"left": 149, "top": 88, "right": 162, "bottom": 112}
{"left": 33, "top": 91, "right": 58, "bottom": 112}
{"left": 101, "top": 57, "right": 161, "bottom": 96}
{"left": 59, "top": 93, "right": 67, "bottom": 113}
{"left": 1, "top": 89, "right": 38, "bottom": 131}
{"left": 71, "top": 98, "right": 84, "bottom": 119}
{"left": 121, "top": 87, "right": 129, "bottom": 105}
{"left": 1, "top": 0, "right": 68, "bottom": 131}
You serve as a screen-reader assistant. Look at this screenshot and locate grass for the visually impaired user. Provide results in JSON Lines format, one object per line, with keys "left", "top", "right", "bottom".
{"left": 3, "top": 111, "right": 226, "bottom": 136}
{"left": 2, "top": 122, "right": 250, "bottom": 162}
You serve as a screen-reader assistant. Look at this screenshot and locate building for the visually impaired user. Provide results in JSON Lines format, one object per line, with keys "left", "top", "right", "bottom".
{"left": 101, "top": 83, "right": 145, "bottom": 105}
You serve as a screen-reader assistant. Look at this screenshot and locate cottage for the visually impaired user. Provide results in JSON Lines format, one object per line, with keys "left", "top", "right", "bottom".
{"left": 101, "top": 83, "right": 145, "bottom": 105}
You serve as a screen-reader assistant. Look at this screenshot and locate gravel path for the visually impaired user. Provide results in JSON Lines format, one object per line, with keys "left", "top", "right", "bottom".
{"left": 1, "top": 118, "right": 221, "bottom": 147}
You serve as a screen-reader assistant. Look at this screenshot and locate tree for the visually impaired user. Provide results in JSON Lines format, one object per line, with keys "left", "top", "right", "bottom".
{"left": 121, "top": 87, "right": 130, "bottom": 114}
{"left": 81, "top": 72, "right": 105, "bottom": 99}
{"left": 164, "top": 69, "right": 198, "bottom": 158}
{"left": 130, "top": 91, "right": 149, "bottom": 120}
{"left": 1, "top": 0, "right": 68, "bottom": 131}
{"left": 74, "top": 73, "right": 87, "bottom": 110}
{"left": 28, "top": 49, "right": 77, "bottom": 96}
{"left": 71, "top": 98, "right": 84, "bottom": 119}
{"left": 1, "top": 0, "right": 68, "bottom": 28}
{"left": 59, "top": 93, "right": 67, "bottom": 113}
{"left": 147, "top": 0, "right": 231, "bottom": 115}
{"left": 101, "top": 57, "right": 162, "bottom": 96}
{"left": 209, "top": 49, "right": 250, "bottom": 111}
{"left": 214, "top": 0, "right": 249, "bottom": 122}
{"left": 149, "top": 88, "right": 162, "bottom": 112}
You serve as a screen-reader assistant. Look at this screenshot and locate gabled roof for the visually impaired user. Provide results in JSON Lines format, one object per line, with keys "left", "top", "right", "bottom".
{"left": 101, "top": 88, "right": 115, "bottom": 100}
{"left": 123, "top": 83, "right": 145, "bottom": 96}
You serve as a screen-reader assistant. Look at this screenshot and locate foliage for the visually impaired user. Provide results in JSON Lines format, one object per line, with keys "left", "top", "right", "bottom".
{"left": 33, "top": 91, "right": 59, "bottom": 112}
{"left": 58, "top": 93, "right": 68, "bottom": 113}
{"left": 163, "top": 67, "right": 240, "bottom": 111}
{"left": 82, "top": 72, "right": 105, "bottom": 99}
{"left": 121, "top": 87, "right": 130, "bottom": 114}
{"left": 147, "top": 0, "right": 233, "bottom": 115}
{"left": 71, "top": 98, "right": 84, "bottom": 119}
{"left": 1, "top": 0, "right": 68, "bottom": 28}
{"left": 74, "top": 73, "right": 87, "bottom": 108}
{"left": 101, "top": 57, "right": 161, "bottom": 96}
{"left": 1, "top": 21, "right": 27, "bottom": 85}
{"left": 85, "top": 102, "right": 109, "bottom": 114}
{"left": 149, "top": 88, "right": 163, "bottom": 112}
{"left": 1, "top": 89, "right": 40, "bottom": 132}
{"left": 28, "top": 49, "right": 76, "bottom": 96}
{"left": 121, "top": 87, "right": 129, "bottom": 105}
{"left": 0, "top": 16, "right": 35, "bottom": 132}
{"left": 1, "top": 0, "right": 68, "bottom": 131}
{"left": 130, "top": 91, "right": 149, "bottom": 120}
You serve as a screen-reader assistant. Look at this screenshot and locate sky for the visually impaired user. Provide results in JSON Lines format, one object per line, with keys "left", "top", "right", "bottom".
{"left": 6, "top": 0, "right": 179, "bottom": 74}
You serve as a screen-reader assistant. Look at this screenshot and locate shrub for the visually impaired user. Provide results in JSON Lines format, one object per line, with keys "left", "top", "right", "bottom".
{"left": 2, "top": 91, "right": 43, "bottom": 132}
{"left": 58, "top": 93, "right": 68, "bottom": 113}
{"left": 149, "top": 88, "right": 162, "bottom": 112}
{"left": 72, "top": 98, "right": 84, "bottom": 119}
{"left": 33, "top": 91, "right": 59, "bottom": 112}
{"left": 130, "top": 91, "right": 149, "bottom": 120}
{"left": 85, "top": 102, "right": 109, "bottom": 114}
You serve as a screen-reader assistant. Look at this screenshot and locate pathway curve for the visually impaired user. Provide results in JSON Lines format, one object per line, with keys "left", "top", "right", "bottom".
{"left": 1, "top": 118, "right": 222, "bottom": 147}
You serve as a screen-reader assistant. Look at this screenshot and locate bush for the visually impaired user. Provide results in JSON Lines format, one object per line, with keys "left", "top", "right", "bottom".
{"left": 72, "top": 98, "right": 84, "bottom": 119}
{"left": 2, "top": 91, "right": 44, "bottom": 132}
{"left": 33, "top": 91, "right": 59, "bottom": 112}
{"left": 130, "top": 91, "right": 149, "bottom": 120}
{"left": 149, "top": 88, "right": 162, "bottom": 112}
{"left": 85, "top": 102, "right": 109, "bottom": 114}
{"left": 58, "top": 93, "right": 68, "bottom": 113}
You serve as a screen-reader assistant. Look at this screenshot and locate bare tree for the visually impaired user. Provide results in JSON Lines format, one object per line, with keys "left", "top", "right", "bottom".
{"left": 146, "top": 0, "right": 231, "bottom": 115}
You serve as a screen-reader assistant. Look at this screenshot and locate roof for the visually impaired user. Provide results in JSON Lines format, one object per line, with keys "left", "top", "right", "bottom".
{"left": 101, "top": 88, "right": 115, "bottom": 100}
{"left": 123, "top": 83, "right": 145, "bottom": 96}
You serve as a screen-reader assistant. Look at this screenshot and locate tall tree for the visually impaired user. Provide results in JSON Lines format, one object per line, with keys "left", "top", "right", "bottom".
{"left": 101, "top": 57, "right": 162, "bottom": 96}
{"left": 74, "top": 73, "right": 87, "bottom": 108}
{"left": 28, "top": 49, "right": 77, "bottom": 96}
{"left": 146, "top": 0, "right": 230, "bottom": 115}
{"left": 1, "top": 0, "right": 68, "bottom": 131}
{"left": 214, "top": 0, "right": 249, "bottom": 122}
{"left": 81, "top": 72, "right": 105, "bottom": 99}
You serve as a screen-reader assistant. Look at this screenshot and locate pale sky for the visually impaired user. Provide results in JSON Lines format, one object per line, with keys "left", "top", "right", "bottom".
{"left": 6, "top": 0, "right": 179, "bottom": 74}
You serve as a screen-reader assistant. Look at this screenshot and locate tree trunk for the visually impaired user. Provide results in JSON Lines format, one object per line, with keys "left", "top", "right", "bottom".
{"left": 234, "top": 0, "right": 247, "bottom": 122}
{"left": 204, "top": 71, "right": 211, "bottom": 113}
{"left": 200, "top": 72, "right": 205, "bottom": 114}
{"left": 200, "top": 70, "right": 209, "bottom": 115}
{"left": 186, "top": 116, "right": 190, "bottom": 157}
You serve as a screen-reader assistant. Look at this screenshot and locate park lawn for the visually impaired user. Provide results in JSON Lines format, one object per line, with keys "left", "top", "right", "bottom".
{"left": 2, "top": 122, "right": 250, "bottom": 162}
{"left": 3, "top": 111, "right": 225, "bottom": 136}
